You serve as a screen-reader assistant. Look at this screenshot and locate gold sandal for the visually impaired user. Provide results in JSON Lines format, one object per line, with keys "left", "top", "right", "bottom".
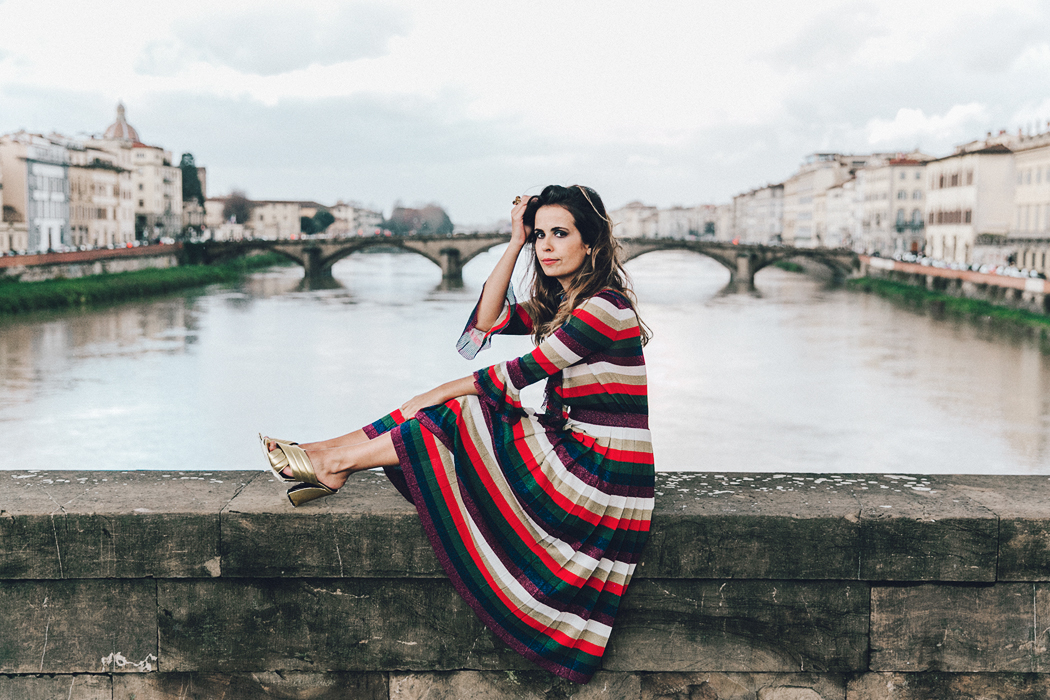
{"left": 259, "top": 434, "right": 338, "bottom": 506}
{"left": 259, "top": 434, "right": 301, "bottom": 482}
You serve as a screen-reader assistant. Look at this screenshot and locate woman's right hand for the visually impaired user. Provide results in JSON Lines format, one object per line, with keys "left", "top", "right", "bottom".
{"left": 510, "top": 195, "right": 534, "bottom": 249}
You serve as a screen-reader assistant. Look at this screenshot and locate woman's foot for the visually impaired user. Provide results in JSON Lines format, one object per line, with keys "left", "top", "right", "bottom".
{"left": 264, "top": 439, "right": 345, "bottom": 491}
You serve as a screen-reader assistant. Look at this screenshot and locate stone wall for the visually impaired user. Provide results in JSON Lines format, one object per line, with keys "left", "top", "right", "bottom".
{"left": 2, "top": 470, "right": 1050, "bottom": 699}
{"left": 861, "top": 255, "right": 1050, "bottom": 314}
{"left": 0, "top": 245, "right": 180, "bottom": 282}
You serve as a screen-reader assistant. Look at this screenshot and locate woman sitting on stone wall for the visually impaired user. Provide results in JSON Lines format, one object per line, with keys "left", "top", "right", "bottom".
{"left": 260, "top": 184, "right": 654, "bottom": 684}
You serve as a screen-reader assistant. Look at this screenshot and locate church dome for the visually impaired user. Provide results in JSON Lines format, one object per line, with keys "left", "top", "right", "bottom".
{"left": 104, "top": 102, "right": 140, "bottom": 142}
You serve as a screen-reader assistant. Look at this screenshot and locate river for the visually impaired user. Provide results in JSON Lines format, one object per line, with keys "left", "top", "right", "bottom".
{"left": 2, "top": 247, "right": 1049, "bottom": 473}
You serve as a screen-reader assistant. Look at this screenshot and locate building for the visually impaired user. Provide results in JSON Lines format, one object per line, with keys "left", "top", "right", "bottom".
{"left": 610, "top": 201, "right": 658, "bottom": 238}
{"left": 925, "top": 143, "right": 1014, "bottom": 264}
{"left": 782, "top": 153, "right": 887, "bottom": 247}
{"left": 656, "top": 206, "right": 700, "bottom": 238}
{"left": 823, "top": 179, "right": 859, "bottom": 249}
{"left": 249, "top": 200, "right": 327, "bottom": 239}
{"left": 330, "top": 202, "right": 384, "bottom": 235}
{"left": 1006, "top": 130, "right": 1050, "bottom": 274}
{"left": 731, "top": 184, "right": 784, "bottom": 244}
{"left": 0, "top": 131, "right": 71, "bottom": 252}
{"left": 856, "top": 155, "right": 931, "bottom": 256}
{"left": 66, "top": 141, "right": 134, "bottom": 248}
{"left": 94, "top": 103, "right": 182, "bottom": 240}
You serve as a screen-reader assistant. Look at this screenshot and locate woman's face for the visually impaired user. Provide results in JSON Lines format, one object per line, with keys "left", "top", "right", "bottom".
{"left": 533, "top": 205, "right": 591, "bottom": 289}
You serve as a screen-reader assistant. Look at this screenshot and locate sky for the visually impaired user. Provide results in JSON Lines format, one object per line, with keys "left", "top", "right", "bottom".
{"left": 2, "top": 0, "right": 1049, "bottom": 224}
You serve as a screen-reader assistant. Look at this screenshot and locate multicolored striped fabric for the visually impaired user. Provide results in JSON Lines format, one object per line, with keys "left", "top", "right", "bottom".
{"left": 363, "top": 288, "right": 654, "bottom": 683}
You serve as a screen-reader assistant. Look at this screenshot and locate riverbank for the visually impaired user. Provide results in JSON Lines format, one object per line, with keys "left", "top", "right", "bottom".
{"left": 849, "top": 276, "right": 1050, "bottom": 340}
{"left": 0, "top": 253, "right": 289, "bottom": 316}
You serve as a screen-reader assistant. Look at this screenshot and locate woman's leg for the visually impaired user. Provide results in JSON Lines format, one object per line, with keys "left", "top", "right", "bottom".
{"left": 269, "top": 430, "right": 399, "bottom": 491}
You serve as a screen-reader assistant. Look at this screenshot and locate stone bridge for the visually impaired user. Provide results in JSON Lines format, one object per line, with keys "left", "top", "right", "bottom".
{"left": 618, "top": 238, "right": 859, "bottom": 286}
{"left": 185, "top": 234, "right": 858, "bottom": 286}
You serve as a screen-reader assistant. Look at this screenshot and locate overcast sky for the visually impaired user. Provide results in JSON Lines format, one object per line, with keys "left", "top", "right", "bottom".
{"left": 2, "top": 0, "right": 1049, "bottom": 223}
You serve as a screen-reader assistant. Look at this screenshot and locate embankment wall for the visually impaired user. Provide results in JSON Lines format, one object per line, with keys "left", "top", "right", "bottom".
{"left": 3, "top": 470, "right": 1050, "bottom": 699}
{"left": 0, "top": 246, "right": 181, "bottom": 282}
{"left": 861, "top": 255, "right": 1050, "bottom": 315}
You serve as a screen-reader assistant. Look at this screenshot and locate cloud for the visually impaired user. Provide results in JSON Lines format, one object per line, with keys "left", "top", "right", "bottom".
{"left": 137, "top": 3, "right": 411, "bottom": 77}
{"left": 866, "top": 104, "right": 991, "bottom": 148}
{"left": 768, "top": 4, "right": 885, "bottom": 71}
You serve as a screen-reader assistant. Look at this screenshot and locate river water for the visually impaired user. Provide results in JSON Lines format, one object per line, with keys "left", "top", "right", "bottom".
{"left": 2, "top": 247, "right": 1049, "bottom": 473}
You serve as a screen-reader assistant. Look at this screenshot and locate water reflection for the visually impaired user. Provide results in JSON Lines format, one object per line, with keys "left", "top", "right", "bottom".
{"left": 1, "top": 248, "right": 1048, "bottom": 473}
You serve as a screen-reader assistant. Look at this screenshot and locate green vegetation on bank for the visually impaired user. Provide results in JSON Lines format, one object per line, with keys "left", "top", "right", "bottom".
{"left": 848, "top": 276, "right": 1050, "bottom": 338}
{"left": 0, "top": 253, "right": 289, "bottom": 316}
{"left": 773, "top": 260, "right": 806, "bottom": 273}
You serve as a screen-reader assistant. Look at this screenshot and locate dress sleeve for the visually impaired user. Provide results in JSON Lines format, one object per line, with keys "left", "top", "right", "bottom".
{"left": 473, "top": 290, "right": 635, "bottom": 416}
{"left": 456, "top": 283, "right": 534, "bottom": 360}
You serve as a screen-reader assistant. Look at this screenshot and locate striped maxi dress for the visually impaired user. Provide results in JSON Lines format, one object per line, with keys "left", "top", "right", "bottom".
{"left": 362, "top": 287, "right": 655, "bottom": 683}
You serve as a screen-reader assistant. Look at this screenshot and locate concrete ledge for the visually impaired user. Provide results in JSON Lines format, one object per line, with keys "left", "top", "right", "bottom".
{"left": 3, "top": 469, "right": 1050, "bottom": 697}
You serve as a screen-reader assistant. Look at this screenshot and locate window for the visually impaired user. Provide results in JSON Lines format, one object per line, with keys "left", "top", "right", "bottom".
{"left": 964, "top": 210, "right": 972, "bottom": 224}
{"left": 1027, "top": 170, "right": 1032, "bottom": 185}
{"left": 911, "top": 209, "right": 922, "bottom": 224}
{"left": 138, "top": 199, "right": 144, "bottom": 207}
{"left": 929, "top": 212, "right": 935, "bottom": 224}
{"left": 913, "top": 189, "right": 922, "bottom": 199}
{"left": 897, "top": 190, "right": 907, "bottom": 199}
{"left": 1018, "top": 172, "right": 1024, "bottom": 185}
{"left": 939, "top": 175, "right": 946, "bottom": 188}
{"left": 900, "top": 172, "right": 907, "bottom": 180}
{"left": 915, "top": 171, "right": 922, "bottom": 179}
{"left": 950, "top": 173, "right": 959, "bottom": 187}
{"left": 966, "top": 171, "right": 973, "bottom": 185}
{"left": 897, "top": 209, "right": 906, "bottom": 223}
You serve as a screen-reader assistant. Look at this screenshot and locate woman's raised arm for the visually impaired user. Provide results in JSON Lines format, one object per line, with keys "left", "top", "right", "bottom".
{"left": 474, "top": 196, "right": 532, "bottom": 332}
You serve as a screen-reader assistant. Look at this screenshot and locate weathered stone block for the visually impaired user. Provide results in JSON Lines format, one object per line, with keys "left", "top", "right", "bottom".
{"left": 115, "top": 671, "right": 387, "bottom": 699}
{"left": 157, "top": 578, "right": 532, "bottom": 672}
{"left": 389, "top": 671, "right": 639, "bottom": 699}
{"left": 222, "top": 471, "right": 441, "bottom": 578}
{"left": 606, "top": 580, "right": 869, "bottom": 673}
{"left": 940, "top": 475, "right": 1050, "bottom": 581}
{"left": 0, "top": 580, "right": 156, "bottom": 673}
{"left": 858, "top": 477, "right": 997, "bottom": 581}
{"left": 847, "top": 672, "right": 1050, "bottom": 700}
{"left": 641, "top": 672, "right": 845, "bottom": 700}
{"left": 638, "top": 474, "right": 861, "bottom": 580}
{"left": 0, "top": 470, "right": 248, "bottom": 579}
{"left": 871, "top": 583, "right": 1050, "bottom": 672}
{"left": 0, "top": 674, "right": 111, "bottom": 700}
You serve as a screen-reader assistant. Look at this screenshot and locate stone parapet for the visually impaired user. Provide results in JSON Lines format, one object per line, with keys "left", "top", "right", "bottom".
{"left": 2, "top": 470, "right": 1049, "bottom": 698}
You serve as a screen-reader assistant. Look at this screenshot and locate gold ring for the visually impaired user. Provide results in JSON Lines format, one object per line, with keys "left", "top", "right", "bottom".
{"left": 513, "top": 196, "right": 522, "bottom": 205}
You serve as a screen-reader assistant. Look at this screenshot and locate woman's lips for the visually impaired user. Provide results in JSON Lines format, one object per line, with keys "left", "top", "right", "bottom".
{"left": 541, "top": 258, "right": 558, "bottom": 265}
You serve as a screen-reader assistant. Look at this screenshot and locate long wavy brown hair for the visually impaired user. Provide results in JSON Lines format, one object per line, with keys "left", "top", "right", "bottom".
{"left": 521, "top": 184, "right": 650, "bottom": 346}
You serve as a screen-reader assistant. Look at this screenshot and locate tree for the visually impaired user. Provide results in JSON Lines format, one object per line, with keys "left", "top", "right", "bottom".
{"left": 300, "top": 216, "right": 317, "bottom": 234}
{"left": 222, "top": 191, "right": 254, "bottom": 225}
{"left": 312, "top": 209, "right": 335, "bottom": 233}
{"left": 179, "top": 153, "right": 205, "bottom": 206}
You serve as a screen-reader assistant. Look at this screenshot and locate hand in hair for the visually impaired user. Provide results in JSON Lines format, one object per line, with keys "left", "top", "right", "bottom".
{"left": 510, "top": 196, "right": 535, "bottom": 249}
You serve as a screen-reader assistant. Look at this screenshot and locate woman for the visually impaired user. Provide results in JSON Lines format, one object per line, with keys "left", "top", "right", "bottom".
{"left": 262, "top": 184, "right": 654, "bottom": 684}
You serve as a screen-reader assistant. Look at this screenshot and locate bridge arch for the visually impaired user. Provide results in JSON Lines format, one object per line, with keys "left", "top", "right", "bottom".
{"left": 616, "top": 238, "right": 858, "bottom": 286}
{"left": 185, "top": 234, "right": 514, "bottom": 283}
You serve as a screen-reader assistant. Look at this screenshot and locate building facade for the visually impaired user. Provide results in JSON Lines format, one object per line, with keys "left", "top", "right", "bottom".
{"left": 731, "top": 184, "right": 784, "bottom": 244}
{"left": 782, "top": 153, "right": 885, "bottom": 247}
{"left": 94, "top": 104, "right": 182, "bottom": 240}
{"left": 925, "top": 144, "right": 1014, "bottom": 264}
{"left": 67, "top": 142, "right": 134, "bottom": 248}
{"left": 0, "top": 132, "right": 71, "bottom": 252}
{"left": 610, "top": 201, "right": 658, "bottom": 238}
{"left": 330, "top": 202, "right": 384, "bottom": 235}
{"left": 856, "top": 156, "right": 930, "bottom": 256}
{"left": 1007, "top": 132, "right": 1050, "bottom": 274}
